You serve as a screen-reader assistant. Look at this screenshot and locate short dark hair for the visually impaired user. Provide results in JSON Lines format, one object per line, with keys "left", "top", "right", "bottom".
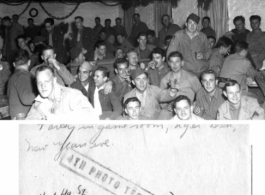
{"left": 137, "top": 32, "right": 147, "bottom": 39}
{"left": 99, "top": 29, "right": 106, "bottom": 35}
{"left": 28, "top": 18, "right": 34, "bottom": 22}
{"left": 202, "top": 16, "right": 210, "bottom": 22}
{"left": 116, "top": 33, "right": 126, "bottom": 38}
{"left": 215, "top": 36, "right": 233, "bottom": 48}
{"left": 107, "top": 33, "right": 115, "bottom": 39}
{"left": 126, "top": 48, "right": 139, "bottom": 57}
{"left": 94, "top": 40, "right": 106, "bottom": 49}
{"left": 17, "top": 34, "right": 27, "bottom": 42}
{"left": 42, "top": 45, "right": 55, "bottom": 55}
{"left": 133, "top": 13, "right": 140, "bottom": 18}
{"left": 75, "top": 16, "right": 84, "bottom": 22}
{"left": 224, "top": 80, "right": 241, "bottom": 91}
{"left": 105, "top": 19, "right": 111, "bottom": 23}
{"left": 94, "top": 66, "right": 110, "bottom": 78}
{"left": 115, "top": 17, "right": 121, "bottom": 21}
{"left": 207, "top": 36, "right": 216, "bottom": 43}
{"left": 14, "top": 49, "right": 29, "bottom": 66}
{"left": 95, "top": 17, "right": 100, "bottom": 21}
{"left": 36, "top": 65, "right": 55, "bottom": 78}
{"left": 233, "top": 16, "right": 245, "bottom": 24}
{"left": 201, "top": 69, "right": 217, "bottom": 80}
{"left": 44, "top": 18, "right": 54, "bottom": 26}
{"left": 250, "top": 15, "right": 261, "bottom": 22}
{"left": 124, "top": 97, "right": 141, "bottom": 109}
{"left": 146, "top": 30, "right": 156, "bottom": 38}
{"left": 2, "top": 16, "right": 11, "bottom": 22}
{"left": 234, "top": 40, "right": 248, "bottom": 53}
{"left": 151, "top": 47, "right": 165, "bottom": 58}
{"left": 113, "top": 58, "right": 128, "bottom": 70}
{"left": 165, "top": 35, "right": 173, "bottom": 43}
{"left": 168, "top": 51, "right": 183, "bottom": 61}
{"left": 173, "top": 95, "right": 192, "bottom": 109}
{"left": 161, "top": 14, "right": 170, "bottom": 20}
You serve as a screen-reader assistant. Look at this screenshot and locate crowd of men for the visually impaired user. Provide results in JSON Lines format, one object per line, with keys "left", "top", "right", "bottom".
{"left": 1, "top": 12, "right": 265, "bottom": 120}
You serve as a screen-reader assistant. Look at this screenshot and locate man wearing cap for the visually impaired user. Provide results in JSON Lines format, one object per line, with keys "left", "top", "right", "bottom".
{"left": 124, "top": 68, "right": 179, "bottom": 119}
{"left": 167, "top": 13, "right": 211, "bottom": 77}
{"left": 68, "top": 47, "right": 85, "bottom": 76}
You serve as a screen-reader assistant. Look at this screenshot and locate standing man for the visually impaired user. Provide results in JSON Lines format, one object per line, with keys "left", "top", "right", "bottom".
{"left": 69, "top": 16, "right": 95, "bottom": 60}
{"left": 217, "top": 81, "right": 264, "bottom": 120}
{"left": 200, "top": 16, "right": 216, "bottom": 38}
{"left": 113, "top": 17, "right": 127, "bottom": 37}
{"left": 11, "top": 14, "right": 24, "bottom": 51}
{"left": 93, "top": 17, "right": 103, "bottom": 38}
{"left": 158, "top": 14, "right": 181, "bottom": 45}
{"left": 226, "top": 16, "right": 250, "bottom": 42}
{"left": 24, "top": 18, "right": 40, "bottom": 41}
{"left": 17, "top": 35, "right": 32, "bottom": 55}
{"left": 246, "top": 15, "right": 265, "bottom": 70}
{"left": 129, "top": 13, "right": 149, "bottom": 47}
{"left": 167, "top": 13, "right": 211, "bottom": 77}
{"left": 102, "top": 19, "right": 116, "bottom": 38}
{"left": 7, "top": 50, "right": 37, "bottom": 119}
{"left": 41, "top": 18, "right": 68, "bottom": 64}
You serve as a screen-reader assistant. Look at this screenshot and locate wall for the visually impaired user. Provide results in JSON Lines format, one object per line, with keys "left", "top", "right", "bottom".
{"left": 136, "top": 3, "right": 155, "bottom": 30}
{"left": 0, "top": 2, "right": 121, "bottom": 28}
{"left": 228, "top": 0, "right": 265, "bottom": 30}
{"left": 172, "top": 0, "right": 198, "bottom": 28}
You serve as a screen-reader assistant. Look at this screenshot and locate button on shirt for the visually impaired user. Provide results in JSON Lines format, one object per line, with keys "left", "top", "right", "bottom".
{"left": 136, "top": 90, "right": 147, "bottom": 109}
{"left": 195, "top": 87, "right": 225, "bottom": 120}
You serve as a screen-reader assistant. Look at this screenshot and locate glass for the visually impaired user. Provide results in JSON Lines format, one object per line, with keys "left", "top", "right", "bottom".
{"left": 15, "top": 113, "right": 26, "bottom": 120}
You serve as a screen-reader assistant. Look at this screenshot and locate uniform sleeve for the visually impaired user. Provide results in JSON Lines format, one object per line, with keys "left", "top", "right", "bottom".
{"left": 26, "top": 103, "right": 45, "bottom": 120}
{"left": 201, "top": 34, "right": 211, "bottom": 60}
{"left": 160, "top": 74, "right": 169, "bottom": 89}
{"left": 190, "top": 76, "right": 202, "bottom": 93}
{"left": 166, "top": 33, "right": 180, "bottom": 58}
{"left": 250, "top": 98, "right": 265, "bottom": 120}
{"left": 57, "top": 64, "right": 76, "bottom": 86}
{"left": 108, "top": 92, "right": 123, "bottom": 120}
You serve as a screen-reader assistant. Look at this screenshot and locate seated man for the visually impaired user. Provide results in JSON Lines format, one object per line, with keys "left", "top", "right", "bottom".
{"left": 126, "top": 48, "right": 145, "bottom": 71}
{"left": 145, "top": 47, "right": 170, "bottom": 87}
{"left": 146, "top": 30, "right": 165, "bottom": 49}
{"left": 17, "top": 34, "right": 32, "bottom": 55}
{"left": 220, "top": 40, "right": 258, "bottom": 94}
{"left": 106, "top": 33, "right": 117, "bottom": 55}
{"left": 117, "top": 33, "right": 133, "bottom": 52}
{"left": 26, "top": 65, "right": 98, "bottom": 120}
{"left": 194, "top": 70, "right": 225, "bottom": 120}
{"left": 93, "top": 40, "right": 114, "bottom": 61}
{"left": 116, "top": 97, "right": 149, "bottom": 120}
{"left": 0, "top": 49, "right": 11, "bottom": 95}
{"left": 111, "top": 58, "right": 132, "bottom": 101}
{"left": 208, "top": 36, "right": 233, "bottom": 76}
{"left": 171, "top": 95, "right": 204, "bottom": 120}
{"left": 30, "top": 45, "right": 75, "bottom": 86}
{"left": 89, "top": 66, "right": 122, "bottom": 120}
{"left": 115, "top": 47, "right": 125, "bottom": 59}
{"left": 124, "top": 68, "right": 178, "bottom": 119}
{"left": 207, "top": 36, "right": 216, "bottom": 49}
{"left": 7, "top": 49, "right": 37, "bottom": 119}
{"left": 136, "top": 32, "right": 155, "bottom": 59}
{"left": 217, "top": 80, "right": 264, "bottom": 120}
{"left": 68, "top": 47, "right": 85, "bottom": 76}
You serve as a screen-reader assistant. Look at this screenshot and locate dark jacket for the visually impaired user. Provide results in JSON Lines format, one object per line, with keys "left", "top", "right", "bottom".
{"left": 70, "top": 77, "right": 95, "bottom": 100}
{"left": 41, "top": 25, "right": 68, "bottom": 64}
{"left": 7, "top": 69, "right": 37, "bottom": 119}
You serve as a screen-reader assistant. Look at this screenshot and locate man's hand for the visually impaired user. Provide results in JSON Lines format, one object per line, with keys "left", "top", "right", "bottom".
{"left": 196, "top": 52, "right": 204, "bottom": 60}
{"left": 82, "top": 48, "right": 87, "bottom": 55}
{"left": 140, "top": 62, "right": 146, "bottom": 69}
{"left": 104, "top": 81, "right": 113, "bottom": 94}
{"left": 146, "top": 60, "right": 157, "bottom": 70}
{"left": 246, "top": 77, "right": 254, "bottom": 85}
{"left": 224, "top": 31, "right": 234, "bottom": 40}
{"left": 47, "top": 57, "right": 60, "bottom": 70}
{"left": 193, "top": 106, "right": 201, "bottom": 115}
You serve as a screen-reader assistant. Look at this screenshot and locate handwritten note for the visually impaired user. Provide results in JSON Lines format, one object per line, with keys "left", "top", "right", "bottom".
{"left": 19, "top": 124, "right": 250, "bottom": 195}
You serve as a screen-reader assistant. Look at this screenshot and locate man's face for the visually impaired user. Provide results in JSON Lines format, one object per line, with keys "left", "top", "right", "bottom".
{"left": 36, "top": 69, "right": 54, "bottom": 98}
{"left": 138, "top": 36, "right": 147, "bottom": 47}
{"left": 98, "top": 45, "right": 106, "bottom": 56}
{"left": 127, "top": 52, "right": 138, "bottom": 66}
{"left": 162, "top": 16, "right": 170, "bottom": 26}
{"left": 225, "top": 84, "right": 241, "bottom": 105}
{"left": 250, "top": 19, "right": 260, "bottom": 31}
{"left": 116, "top": 62, "right": 129, "bottom": 79}
{"left": 117, "top": 35, "right": 124, "bottom": 44}
{"left": 133, "top": 15, "right": 140, "bottom": 23}
{"left": 94, "top": 70, "right": 107, "bottom": 87}
{"left": 115, "top": 49, "right": 124, "bottom": 59}
{"left": 76, "top": 52, "right": 85, "bottom": 65}
{"left": 42, "top": 49, "right": 56, "bottom": 64}
{"left": 134, "top": 73, "right": 148, "bottom": 93}
{"left": 99, "top": 32, "right": 106, "bottom": 41}
{"left": 125, "top": 101, "right": 141, "bottom": 120}
{"left": 28, "top": 20, "right": 34, "bottom": 26}
{"left": 202, "top": 18, "right": 209, "bottom": 28}
{"left": 78, "top": 66, "right": 90, "bottom": 82}
{"left": 201, "top": 73, "right": 217, "bottom": 93}
{"left": 45, "top": 22, "right": 53, "bottom": 33}
{"left": 234, "top": 20, "right": 244, "bottom": 31}
{"left": 152, "top": 53, "right": 164, "bottom": 68}
{"left": 116, "top": 19, "right": 121, "bottom": 25}
{"left": 239, "top": 49, "right": 248, "bottom": 58}
{"left": 105, "top": 20, "right": 111, "bottom": 27}
{"left": 75, "top": 18, "right": 83, "bottom": 29}
{"left": 29, "top": 43, "right": 35, "bottom": 53}
{"left": 12, "top": 15, "right": 18, "bottom": 23}
{"left": 174, "top": 100, "right": 192, "bottom": 120}
{"left": 108, "top": 35, "right": 115, "bottom": 44}
{"left": 18, "top": 38, "right": 26, "bottom": 49}
{"left": 3, "top": 20, "right": 11, "bottom": 27}
{"left": 147, "top": 35, "right": 155, "bottom": 44}
{"left": 95, "top": 18, "right": 100, "bottom": 25}
{"left": 186, "top": 19, "right": 198, "bottom": 33}
{"left": 207, "top": 37, "right": 216, "bottom": 49}
{"left": 220, "top": 45, "right": 231, "bottom": 55}
{"left": 168, "top": 56, "right": 182, "bottom": 73}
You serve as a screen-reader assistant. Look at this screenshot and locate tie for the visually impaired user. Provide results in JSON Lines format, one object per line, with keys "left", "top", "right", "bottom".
{"left": 49, "top": 32, "right": 53, "bottom": 46}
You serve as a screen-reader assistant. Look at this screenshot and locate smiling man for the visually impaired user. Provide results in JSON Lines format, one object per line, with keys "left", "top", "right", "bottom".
{"left": 217, "top": 80, "right": 264, "bottom": 120}
{"left": 26, "top": 65, "right": 98, "bottom": 120}
{"left": 194, "top": 70, "right": 225, "bottom": 120}
{"left": 167, "top": 13, "right": 211, "bottom": 77}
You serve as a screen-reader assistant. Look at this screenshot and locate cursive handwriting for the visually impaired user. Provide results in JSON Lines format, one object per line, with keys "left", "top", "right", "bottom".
{"left": 38, "top": 124, "right": 75, "bottom": 131}
{"left": 26, "top": 139, "right": 48, "bottom": 152}
{"left": 90, "top": 128, "right": 109, "bottom": 149}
